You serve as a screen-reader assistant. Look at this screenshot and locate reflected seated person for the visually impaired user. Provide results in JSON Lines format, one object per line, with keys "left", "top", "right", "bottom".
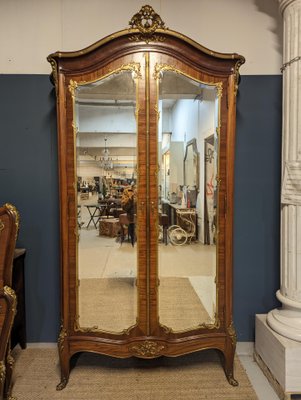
{"left": 121, "top": 183, "right": 136, "bottom": 246}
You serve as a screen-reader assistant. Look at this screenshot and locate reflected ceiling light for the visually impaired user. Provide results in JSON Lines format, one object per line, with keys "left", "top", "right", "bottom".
{"left": 99, "top": 137, "right": 114, "bottom": 170}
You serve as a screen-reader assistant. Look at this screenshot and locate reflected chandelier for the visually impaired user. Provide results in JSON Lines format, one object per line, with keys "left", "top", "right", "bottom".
{"left": 99, "top": 137, "right": 114, "bottom": 170}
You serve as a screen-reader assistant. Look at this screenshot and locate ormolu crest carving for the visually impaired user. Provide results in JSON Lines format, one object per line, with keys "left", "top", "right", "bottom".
{"left": 129, "top": 5, "right": 167, "bottom": 43}
{"left": 129, "top": 5, "right": 166, "bottom": 34}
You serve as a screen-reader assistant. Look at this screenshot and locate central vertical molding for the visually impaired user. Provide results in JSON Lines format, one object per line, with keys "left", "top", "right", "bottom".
{"left": 145, "top": 52, "right": 150, "bottom": 336}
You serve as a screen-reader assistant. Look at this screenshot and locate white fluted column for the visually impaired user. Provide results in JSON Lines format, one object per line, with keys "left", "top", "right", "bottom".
{"left": 267, "top": 0, "right": 301, "bottom": 341}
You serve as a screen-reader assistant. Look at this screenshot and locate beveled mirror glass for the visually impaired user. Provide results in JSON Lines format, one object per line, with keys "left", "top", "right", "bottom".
{"left": 157, "top": 69, "right": 220, "bottom": 331}
{"left": 74, "top": 70, "right": 139, "bottom": 333}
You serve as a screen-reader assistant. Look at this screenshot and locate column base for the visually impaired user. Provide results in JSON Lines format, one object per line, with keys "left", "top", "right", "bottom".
{"left": 255, "top": 314, "right": 301, "bottom": 396}
{"left": 267, "top": 290, "right": 301, "bottom": 342}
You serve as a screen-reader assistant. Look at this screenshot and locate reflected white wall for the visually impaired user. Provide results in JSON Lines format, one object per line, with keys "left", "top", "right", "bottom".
{"left": 78, "top": 105, "right": 136, "bottom": 133}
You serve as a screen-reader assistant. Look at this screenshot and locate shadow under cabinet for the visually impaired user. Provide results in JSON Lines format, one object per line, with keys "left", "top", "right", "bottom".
{"left": 11, "top": 248, "right": 27, "bottom": 350}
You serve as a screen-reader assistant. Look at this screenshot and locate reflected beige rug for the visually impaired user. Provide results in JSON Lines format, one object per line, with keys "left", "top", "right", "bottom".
{"left": 159, "top": 277, "right": 211, "bottom": 330}
{"left": 79, "top": 277, "right": 137, "bottom": 331}
{"left": 79, "top": 277, "right": 210, "bottom": 332}
{"left": 11, "top": 348, "right": 258, "bottom": 400}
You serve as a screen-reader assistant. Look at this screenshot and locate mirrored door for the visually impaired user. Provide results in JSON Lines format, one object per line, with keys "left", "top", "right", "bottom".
{"left": 155, "top": 65, "right": 221, "bottom": 332}
{"left": 71, "top": 66, "right": 141, "bottom": 333}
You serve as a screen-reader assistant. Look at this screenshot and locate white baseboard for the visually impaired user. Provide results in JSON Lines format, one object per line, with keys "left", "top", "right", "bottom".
{"left": 26, "top": 343, "right": 57, "bottom": 348}
{"left": 236, "top": 342, "right": 254, "bottom": 356}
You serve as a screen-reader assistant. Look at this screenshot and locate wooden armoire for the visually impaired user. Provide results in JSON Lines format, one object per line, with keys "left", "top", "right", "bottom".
{"left": 48, "top": 5, "right": 244, "bottom": 389}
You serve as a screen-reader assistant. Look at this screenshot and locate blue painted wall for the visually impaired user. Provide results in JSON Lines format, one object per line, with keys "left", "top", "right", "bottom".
{"left": 0, "top": 74, "right": 282, "bottom": 342}
{"left": 0, "top": 75, "right": 60, "bottom": 342}
{"left": 234, "top": 75, "right": 282, "bottom": 340}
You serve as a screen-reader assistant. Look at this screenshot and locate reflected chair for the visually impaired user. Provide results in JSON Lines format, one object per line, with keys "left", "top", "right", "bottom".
{"left": 159, "top": 213, "right": 168, "bottom": 245}
{"left": 167, "top": 209, "right": 196, "bottom": 246}
{"left": 113, "top": 208, "right": 124, "bottom": 219}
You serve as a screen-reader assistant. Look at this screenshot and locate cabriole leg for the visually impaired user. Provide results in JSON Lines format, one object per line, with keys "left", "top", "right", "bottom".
{"left": 222, "top": 323, "right": 238, "bottom": 386}
{"left": 56, "top": 326, "right": 70, "bottom": 391}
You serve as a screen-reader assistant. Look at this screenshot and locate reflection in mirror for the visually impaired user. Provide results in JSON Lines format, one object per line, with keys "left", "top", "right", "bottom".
{"left": 74, "top": 70, "right": 138, "bottom": 333}
{"left": 184, "top": 138, "right": 199, "bottom": 195}
{"left": 157, "top": 69, "right": 219, "bottom": 332}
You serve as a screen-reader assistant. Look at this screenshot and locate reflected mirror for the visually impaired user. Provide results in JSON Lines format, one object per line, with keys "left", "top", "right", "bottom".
{"left": 74, "top": 70, "right": 139, "bottom": 333}
{"left": 184, "top": 139, "right": 199, "bottom": 194}
{"left": 157, "top": 69, "right": 219, "bottom": 331}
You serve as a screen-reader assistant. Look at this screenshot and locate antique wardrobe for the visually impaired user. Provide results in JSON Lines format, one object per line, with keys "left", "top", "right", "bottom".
{"left": 48, "top": 5, "right": 244, "bottom": 389}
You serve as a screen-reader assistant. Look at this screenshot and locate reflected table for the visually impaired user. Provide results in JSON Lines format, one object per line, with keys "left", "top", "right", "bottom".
{"left": 85, "top": 205, "right": 106, "bottom": 228}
